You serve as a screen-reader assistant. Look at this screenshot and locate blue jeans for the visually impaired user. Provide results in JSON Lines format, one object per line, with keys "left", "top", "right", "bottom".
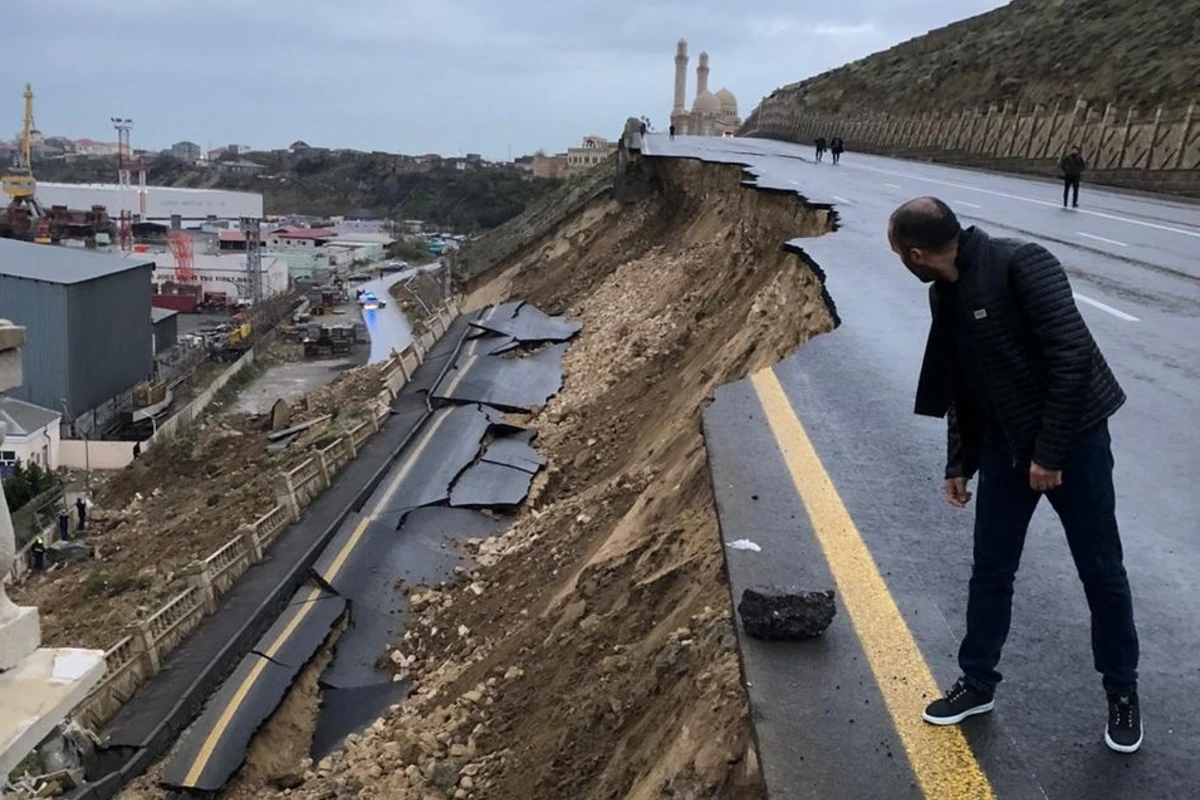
{"left": 959, "top": 422, "right": 1139, "bottom": 696}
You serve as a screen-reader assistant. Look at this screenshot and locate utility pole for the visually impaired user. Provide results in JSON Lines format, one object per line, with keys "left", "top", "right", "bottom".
{"left": 111, "top": 118, "right": 134, "bottom": 251}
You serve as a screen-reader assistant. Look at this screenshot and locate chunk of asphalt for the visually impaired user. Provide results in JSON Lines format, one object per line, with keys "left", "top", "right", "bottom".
{"left": 737, "top": 586, "right": 837, "bottom": 640}
{"left": 472, "top": 302, "right": 582, "bottom": 343}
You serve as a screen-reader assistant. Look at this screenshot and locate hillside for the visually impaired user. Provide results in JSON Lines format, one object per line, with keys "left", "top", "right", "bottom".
{"left": 750, "top": 0, "right": 1200, "bottom": 119}
{"left": 32, "top": 151, "right": 562, "bottom": 232}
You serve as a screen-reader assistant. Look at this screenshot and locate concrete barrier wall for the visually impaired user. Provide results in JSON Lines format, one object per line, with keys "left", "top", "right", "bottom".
{"left": 72, "top": 295, "right": 464, "bottom": 732}
{"left": 58, "top": 439, "right": 139, "bottom": 471}
{"left": 152, "top": 349, "right": 257, "bottom": 445}
{"left": 745, "top": 96, "right": 1200, "bottom": 198}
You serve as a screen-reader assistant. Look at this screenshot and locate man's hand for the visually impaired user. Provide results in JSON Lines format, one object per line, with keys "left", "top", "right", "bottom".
{"left": 1029, "top": 462, "right": 1063, "bottom": 493}
{"left": 944, "top": 477, "right": 973, "bottom": 508}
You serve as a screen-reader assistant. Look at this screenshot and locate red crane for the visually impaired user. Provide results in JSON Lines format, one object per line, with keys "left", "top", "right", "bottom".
{"left": 168, "top": 232, "right": 195, "bottom": 282}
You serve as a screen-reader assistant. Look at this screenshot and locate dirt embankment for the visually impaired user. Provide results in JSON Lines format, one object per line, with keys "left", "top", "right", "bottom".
{"left": 216, "top": 156, "right": 837, "bottom": 800}
{"left": 11, "top": 355, "right": 387, "bottom": 652}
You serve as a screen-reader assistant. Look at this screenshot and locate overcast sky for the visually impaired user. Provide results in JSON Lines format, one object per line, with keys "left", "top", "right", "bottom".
{"left": 11, "top": 0, "right": 1006, "bottom": 160}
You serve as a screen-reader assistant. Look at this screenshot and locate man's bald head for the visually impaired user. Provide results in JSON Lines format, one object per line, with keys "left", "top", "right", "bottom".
{"left": 888, "top": 197, "right": 962, "bottom": 253}
{"left": 887, "top": 197, "right": 963, "bottom": 283}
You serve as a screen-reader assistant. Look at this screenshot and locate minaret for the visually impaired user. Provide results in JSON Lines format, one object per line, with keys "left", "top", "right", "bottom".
{"left": 673, "top": 38, "right": 688, "bottom": 117}
{"left": 697, "top": 51, "right": 710, "bottom": 98}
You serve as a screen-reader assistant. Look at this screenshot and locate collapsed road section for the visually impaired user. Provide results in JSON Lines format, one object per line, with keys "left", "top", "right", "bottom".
{"left": 158, "top": 301, "right": 580, "bottom": 795}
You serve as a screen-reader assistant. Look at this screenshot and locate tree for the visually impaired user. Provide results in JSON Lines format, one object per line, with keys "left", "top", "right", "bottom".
{"left": 1, "top": 459, "right": 55, "bottom": 512}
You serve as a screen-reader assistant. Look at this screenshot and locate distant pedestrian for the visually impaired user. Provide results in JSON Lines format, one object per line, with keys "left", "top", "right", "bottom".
{"left": 30, "top": 536, "right": 46, "bottom": 572}
{"left": 639, "top": 121, "right": 647, "bottom": 137}
{"left": 814, "top": 136, "right": 827, "bottom": 162}
{"left": 830, "top": 136, "right": 845, "bottom": 165}
{"left": 887, "top": 196, "right": 1142, "bottom": 755}
{"left": 669, "top": 124, "right": 676, "bottom": 140}
{"left": 58, "top": 511, "right": 71, "bottom": 542}
{"left": 133, "top": 440, "right": 142, "bottom": 460}
{"left": 75, "top": 496, "right": 87, "bottom": 531}
{"left": 1060, "top": 145, "right": 1086, "bottom": 208}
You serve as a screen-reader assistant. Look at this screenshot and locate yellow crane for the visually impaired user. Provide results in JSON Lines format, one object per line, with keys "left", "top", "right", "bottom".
{"left": 3, "top": 83, "right": 37, "bottom": 201}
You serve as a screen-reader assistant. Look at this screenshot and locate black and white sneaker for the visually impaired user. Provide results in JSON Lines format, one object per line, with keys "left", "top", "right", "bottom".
{"left": 1105, "top": 693, "right": 1143, "bottom": 753}
{"left": 923, "top": 678, "right": 995, "bottom": 725}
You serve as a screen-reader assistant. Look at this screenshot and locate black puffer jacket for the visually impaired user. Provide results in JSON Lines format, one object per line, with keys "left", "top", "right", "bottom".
{"left": 914, "top": 226, "right": 1125, "bottom": 478}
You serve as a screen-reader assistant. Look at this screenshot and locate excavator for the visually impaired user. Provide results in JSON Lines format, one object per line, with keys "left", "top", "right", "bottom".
{"left": 0, "top": 83, "right": 115, "bottom": 245}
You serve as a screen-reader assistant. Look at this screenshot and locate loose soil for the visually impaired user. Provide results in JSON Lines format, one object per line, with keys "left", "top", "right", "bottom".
{"left": 11, "top": 343, "right": 389, "bottom": 652}
{"left": 168, "top": 155, "right": 836, "bottom": 800}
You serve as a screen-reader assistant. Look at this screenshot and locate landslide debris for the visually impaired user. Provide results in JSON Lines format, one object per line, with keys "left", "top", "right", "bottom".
{"left": 222, "top": 155, "right": 835, "bottom": 800}
{"left": 11, "top": 354, "right": 388, "bottom": 652}
{"left": 748, "top": 0, "right": 1200, "bottom": 119}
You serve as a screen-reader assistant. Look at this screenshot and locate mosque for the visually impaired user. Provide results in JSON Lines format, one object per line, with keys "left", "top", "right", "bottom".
{"left": 669, "top": 38, "right": 740, "bottom": 137}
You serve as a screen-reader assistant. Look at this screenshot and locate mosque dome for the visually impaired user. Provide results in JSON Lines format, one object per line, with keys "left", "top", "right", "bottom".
{"left": 693, "top": 91, "right": 720, "bottom": 114}
{"left": 716, "top": 88, "right": 738, "bottom": 110}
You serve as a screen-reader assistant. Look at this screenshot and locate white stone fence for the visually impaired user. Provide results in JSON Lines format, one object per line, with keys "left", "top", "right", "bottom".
{"left": 70, "top": 297, "right": 461, "bottom": 731}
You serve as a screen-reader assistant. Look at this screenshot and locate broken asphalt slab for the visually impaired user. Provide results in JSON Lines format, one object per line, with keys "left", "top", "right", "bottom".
{"left": 159, "top": 582, "right": 345, "bottom": 793}
{"left": 311, "top": 508, "right": 508, "bottom": 757}
{"left": 471, "top": 301, "right": 582, "bottom": 343}
{"left": 450, "top": 460, "right": 537, "bottom": 508}
{"left": 433, "top": 342, "right": 569, "bottom": 411}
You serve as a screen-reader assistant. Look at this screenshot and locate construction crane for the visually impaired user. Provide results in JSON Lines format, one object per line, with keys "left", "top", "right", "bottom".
{"left": 1, "top": 83, "right": 51, "bottom": 243}
{"left": 2, "top": 83, "right": 36, "bottom": 201}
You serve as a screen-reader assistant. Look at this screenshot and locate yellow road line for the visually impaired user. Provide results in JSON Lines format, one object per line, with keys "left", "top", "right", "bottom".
{"left": 183, "top": 406, "right": 456, "bottom": 784}
{"left": 750, "top": 368, "right": 996, "bottom": 800}
{"left": 182, "top": 584, "right": 324, "bottom": 786}
{"left": 320, "top": 406, "right": 455, "bottom": 584}
{"left": 440, "top": 354, "right": 478, "bottom": 399}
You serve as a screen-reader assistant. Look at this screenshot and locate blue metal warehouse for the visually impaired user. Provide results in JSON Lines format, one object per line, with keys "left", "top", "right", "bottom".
{"left": 0, "top": 239, "right": 154, "bottom": 426}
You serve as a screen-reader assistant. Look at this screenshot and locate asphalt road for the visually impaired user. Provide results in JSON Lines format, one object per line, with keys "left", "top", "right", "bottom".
{"left": 647, "top": 135, "right": 1200, "bottom": 799}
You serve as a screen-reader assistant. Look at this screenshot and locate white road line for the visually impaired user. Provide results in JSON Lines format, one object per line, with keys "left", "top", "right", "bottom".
{"left": 1077, "top": 232, "right": 1128, "bottom": 247}
{"left": 955, "top": 200, "right": 982, "bottom": 208}
{"left": 832, "top": 195, "right": 852, "bottom": 204}
{"left": 846, "top": 163, "right": 1200, "bottom": 240}
{"left": 884, "top": 183, "right": 901, "bottom": 189}
{"left": 1073, "top": 292, "right": 1140, "bottom": 322}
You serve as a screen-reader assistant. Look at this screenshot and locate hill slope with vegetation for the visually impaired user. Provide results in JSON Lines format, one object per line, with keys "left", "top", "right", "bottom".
{"left": 749, "top": 0, "right": 1199, "bottom": 119}
{"left": 34, "top": 150, "right": 562, "bottom": 232}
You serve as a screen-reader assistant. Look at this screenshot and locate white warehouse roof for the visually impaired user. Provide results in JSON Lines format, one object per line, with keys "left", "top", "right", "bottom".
{"left": 35, "top": 182, "right": 264, "bottom": 221}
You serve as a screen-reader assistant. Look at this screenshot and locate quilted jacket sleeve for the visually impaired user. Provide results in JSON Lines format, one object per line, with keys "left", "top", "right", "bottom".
{"left": 1009, "top": 243, "right": 1091, "bottom": 469}
{"left": 945, "top": 401, "right": 966, "bottom": 480}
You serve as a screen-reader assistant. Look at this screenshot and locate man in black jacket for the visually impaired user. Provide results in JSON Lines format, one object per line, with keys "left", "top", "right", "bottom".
{"left": 887, "top": 197, "right": 1142, "bottom": 753}
{"left": 1060, "top": 145, "right": 1086, "bottom": 208}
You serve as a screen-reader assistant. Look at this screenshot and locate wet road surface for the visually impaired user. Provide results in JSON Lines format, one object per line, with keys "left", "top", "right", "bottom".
{"left": 648, "top": 135, "right": 1200, "bottom": 800}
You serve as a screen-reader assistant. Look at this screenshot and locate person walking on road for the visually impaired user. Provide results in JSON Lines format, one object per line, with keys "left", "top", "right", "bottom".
{"left": 1060, "top": 145, "right": 1086, "bottom": 208}
{"left": 814, "top": 136, "right": 827, "bottom": 162}
{"left": 887, "top": 197, "right": 1142, "bottom": 754}
{"left": 830, "top": 136, "right": 845, "bottom": 165}
{"left": 669, "top": 124, "right": 676, "bottom": 141}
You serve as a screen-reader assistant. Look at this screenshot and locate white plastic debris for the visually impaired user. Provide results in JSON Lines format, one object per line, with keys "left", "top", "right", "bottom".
{"left": 726, "top": 539, "right": 762, "bottom": 553}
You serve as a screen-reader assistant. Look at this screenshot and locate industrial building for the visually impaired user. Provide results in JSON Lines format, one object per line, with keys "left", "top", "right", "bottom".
{"left": 34, "top": 183, "right": 263, "bottom": 223}
{"left": 146, "top": 251, "right": 289, "bottom": 302}
{"left": 0, "top": 238, "right": 153, "bottom": 426}
{"left": 151, "top": 307, "right": 179, "bottom": 354}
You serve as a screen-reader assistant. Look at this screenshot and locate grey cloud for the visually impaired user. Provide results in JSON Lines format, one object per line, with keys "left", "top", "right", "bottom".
{"left": 12, "top": 0, "right": 1004, "bottom": 160}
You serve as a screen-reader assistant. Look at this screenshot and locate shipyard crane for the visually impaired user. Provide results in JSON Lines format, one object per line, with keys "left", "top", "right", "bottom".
{"left": 0, "top": 83, "right": 51, "bottom": 242}
{"left": 2, "top": 83, "right": 36, "bottom": 201}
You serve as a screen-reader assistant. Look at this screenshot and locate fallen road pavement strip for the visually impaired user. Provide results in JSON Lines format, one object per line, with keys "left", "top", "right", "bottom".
{"left": 157, "top": 302, "right": 579, "bottom": 794}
